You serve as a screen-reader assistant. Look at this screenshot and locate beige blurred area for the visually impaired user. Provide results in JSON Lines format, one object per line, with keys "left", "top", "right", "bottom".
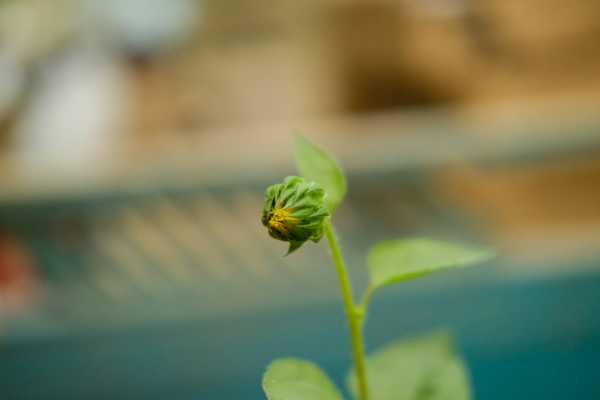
{"left": 1, "top": 0, "right": 600, "bottom": 288}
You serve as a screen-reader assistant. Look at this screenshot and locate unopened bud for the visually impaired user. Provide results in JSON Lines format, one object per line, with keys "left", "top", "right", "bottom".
{"left": 261, "top": 176, "right": 329, "bottom": 254}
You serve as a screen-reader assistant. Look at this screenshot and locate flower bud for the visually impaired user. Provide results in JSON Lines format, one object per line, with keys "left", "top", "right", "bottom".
{"left": 261, "top": 176, "right": 330, "bottom": 254}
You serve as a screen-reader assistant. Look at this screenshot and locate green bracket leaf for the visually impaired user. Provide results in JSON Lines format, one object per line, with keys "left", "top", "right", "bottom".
{"left": 347, "top": 330, "right": 471, "bottom": 400}
{"left": 294, "top": 135, "right": 347, "bottom": 212}
{"left": 365, "top": 238, "right": 494, "bottom": 301}
{"left": 263, "top": 358, "right": 344, "bottom": 400}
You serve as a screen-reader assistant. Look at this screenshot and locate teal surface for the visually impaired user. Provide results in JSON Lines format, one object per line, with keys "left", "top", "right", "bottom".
{"left": 2, "top": 267, "right": 600, "bottom": 399}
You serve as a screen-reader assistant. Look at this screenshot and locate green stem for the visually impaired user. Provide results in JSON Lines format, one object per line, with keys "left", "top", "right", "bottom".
{"left": 324, "top": 218, "right": 369, "bottom": 400}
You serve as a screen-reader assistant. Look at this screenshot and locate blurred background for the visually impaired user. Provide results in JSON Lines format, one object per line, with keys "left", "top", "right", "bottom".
{"left": 1, "top": 0, "right": 600, "bottom": 399}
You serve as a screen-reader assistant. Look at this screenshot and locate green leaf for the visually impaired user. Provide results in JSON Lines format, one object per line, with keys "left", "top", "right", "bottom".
{"left": 263, "top": 358, "right": 344, "bottom": 400}
{"left": 424, "top": 356, "right": 472, "bottom": 400}
{"left": 367, "top": 238, "right": 494, "bottom": 292}
{"left": 294, "top": 135, "right": 347, "bottom": 212}
{"left": 347, "top": 331, "right": 471, "bottom": 400}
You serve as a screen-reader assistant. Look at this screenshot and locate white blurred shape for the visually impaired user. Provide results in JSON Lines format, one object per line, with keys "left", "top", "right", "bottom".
{"left": 88, "top": 0, "right": 198, "bottom": 54}
{"left": 15, "top": 49, "right": 130, "bottom": 178}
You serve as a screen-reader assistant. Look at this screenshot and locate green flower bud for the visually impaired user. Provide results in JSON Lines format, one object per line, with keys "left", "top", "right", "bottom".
{"left": 261, "top": 176, "right": 330, "bottom": 254}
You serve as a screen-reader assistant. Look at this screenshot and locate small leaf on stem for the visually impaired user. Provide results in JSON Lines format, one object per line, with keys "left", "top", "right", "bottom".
{"left": 294, "top": 135, "right": 347, "bottom": 212}
{"left": 366, "top": 238, "right": 494, "bottom": 296}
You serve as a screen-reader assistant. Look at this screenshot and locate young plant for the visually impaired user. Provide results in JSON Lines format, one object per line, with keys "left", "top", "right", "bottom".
{"left": 260, "top": 136, "right": 494, "bottom": 400}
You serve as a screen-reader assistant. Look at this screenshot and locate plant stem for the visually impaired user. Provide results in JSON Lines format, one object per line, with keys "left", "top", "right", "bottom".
{"left": 323, "top": 218, "right": 369, "bottom": 400}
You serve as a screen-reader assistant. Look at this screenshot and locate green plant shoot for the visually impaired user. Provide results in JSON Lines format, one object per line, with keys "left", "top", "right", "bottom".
{"left": 260, "top": 135, "right": 494, "bottom": 400}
